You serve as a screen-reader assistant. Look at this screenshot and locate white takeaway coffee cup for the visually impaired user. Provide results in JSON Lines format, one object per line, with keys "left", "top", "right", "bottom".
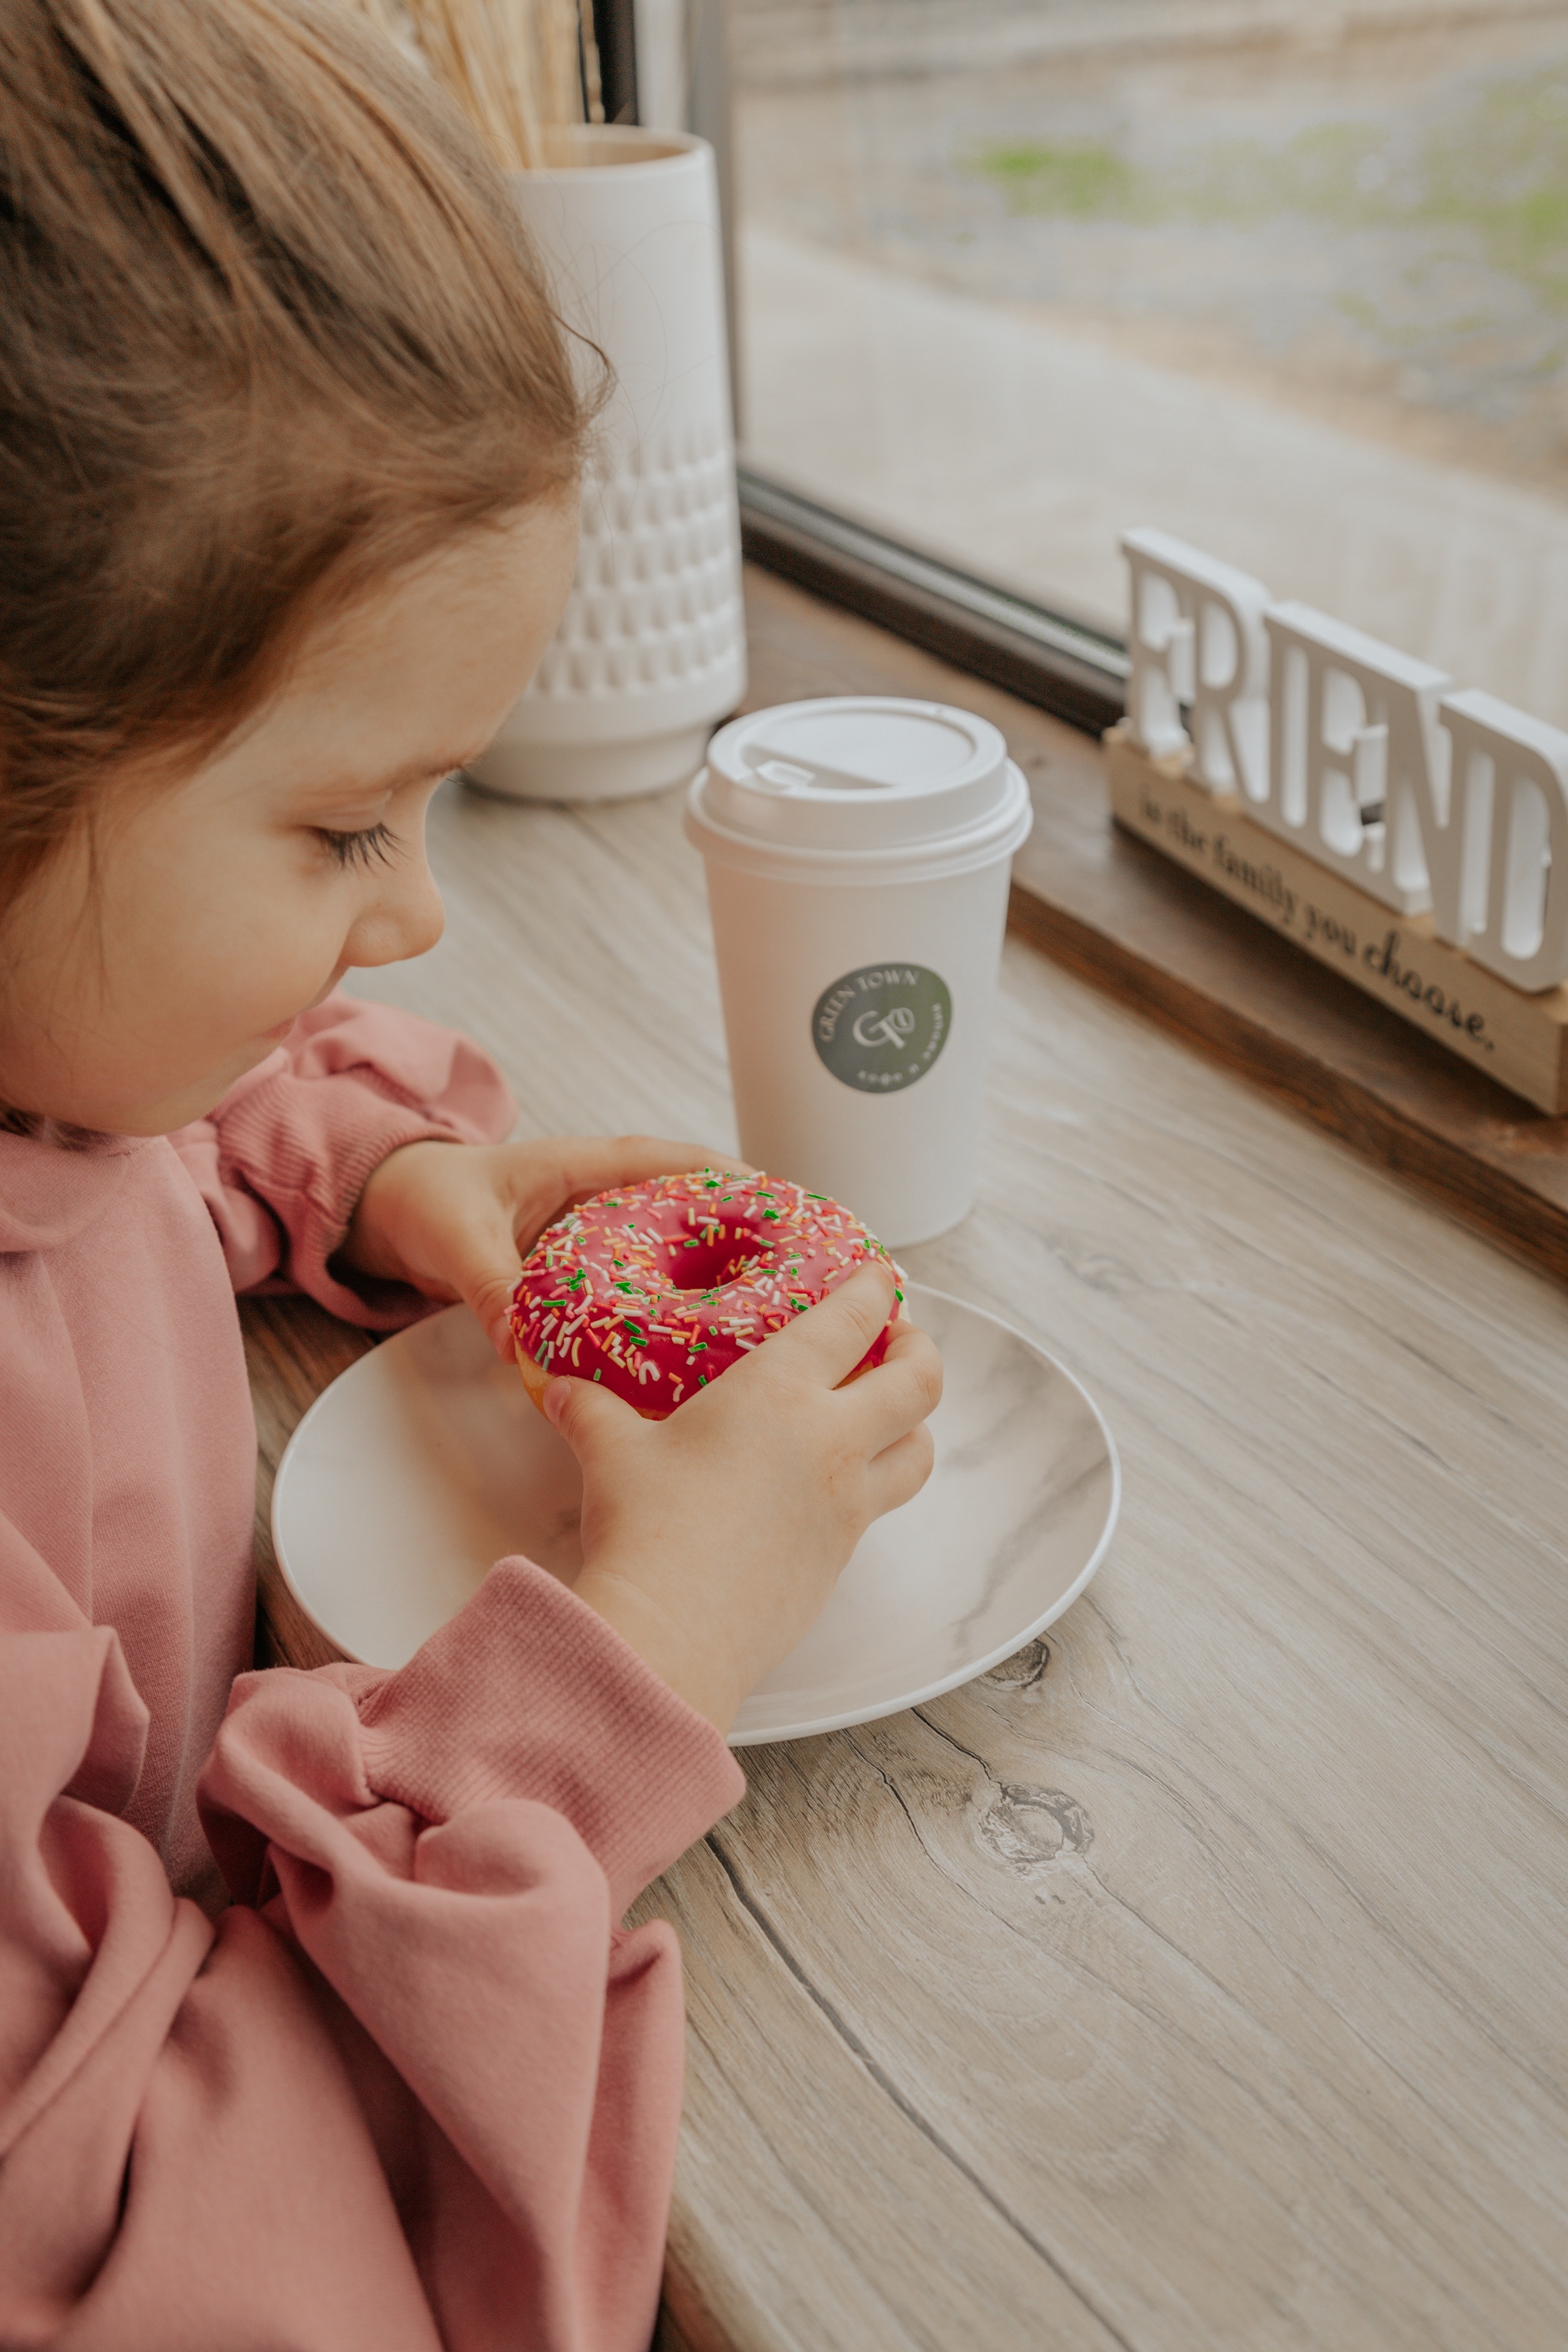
{"left": 684, "top": 696, "right": 1033, "bottom": 1247}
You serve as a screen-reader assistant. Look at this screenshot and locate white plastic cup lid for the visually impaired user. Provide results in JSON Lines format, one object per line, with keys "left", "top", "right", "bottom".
{"left": 698, "top": 697, "right": 1019, "bottom": 852}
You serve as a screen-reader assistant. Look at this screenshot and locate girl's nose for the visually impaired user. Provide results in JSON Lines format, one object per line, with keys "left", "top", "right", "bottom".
{"left": 343, "top": 853, "right": 446, "bottom": 971}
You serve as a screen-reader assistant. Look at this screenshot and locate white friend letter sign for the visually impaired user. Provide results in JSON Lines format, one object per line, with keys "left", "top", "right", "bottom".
{"left": 1122, "top": 527, "right": 1269, "bottom": 800}
{"left": 1117, "top": 532, "right": 1568, "bottom": 997}
{"left": 1440, "top": 690, "right": 1568, "bottom": 993}
{"left": 1260, "top": 602, "right": 1451, "bottom": 921}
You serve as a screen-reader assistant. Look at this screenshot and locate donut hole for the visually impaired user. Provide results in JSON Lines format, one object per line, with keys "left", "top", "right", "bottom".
{"left": 661, "top": 1228, "right": 771, "bottom": 1292}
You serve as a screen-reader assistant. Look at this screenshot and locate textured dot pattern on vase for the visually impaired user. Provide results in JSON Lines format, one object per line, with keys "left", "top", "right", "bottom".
{"left": 526, "top": 423, "right": 744, "bottom": 704}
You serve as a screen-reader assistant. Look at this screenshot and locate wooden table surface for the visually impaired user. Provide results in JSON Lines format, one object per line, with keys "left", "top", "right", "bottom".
{"left": 248, "top": 569, "right": 1568, "bottom": 2352}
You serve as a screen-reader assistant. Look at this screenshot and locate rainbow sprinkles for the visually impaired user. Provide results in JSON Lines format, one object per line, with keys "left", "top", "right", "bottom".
{"left": 508, "top": 1169, "right": 904, "bottom": 1418}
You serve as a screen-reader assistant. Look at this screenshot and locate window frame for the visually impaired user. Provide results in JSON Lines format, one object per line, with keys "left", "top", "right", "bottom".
{"left": 737, "top": 469, "right": 1128, "bottom": 736}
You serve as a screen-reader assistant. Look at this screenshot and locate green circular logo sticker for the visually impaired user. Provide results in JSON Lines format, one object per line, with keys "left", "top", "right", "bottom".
{"left": 812, "top": 963, "right": 952, "bottom": 1093}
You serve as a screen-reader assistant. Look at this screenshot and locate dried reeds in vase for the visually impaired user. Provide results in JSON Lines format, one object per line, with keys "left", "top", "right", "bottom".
{"left": 342, "top": 0, "right": 603, "bottom": 169}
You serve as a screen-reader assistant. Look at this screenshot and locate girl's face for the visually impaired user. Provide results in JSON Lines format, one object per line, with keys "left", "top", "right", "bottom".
{"left": 0, "top": 498, "right": 577, "bottom": 1134}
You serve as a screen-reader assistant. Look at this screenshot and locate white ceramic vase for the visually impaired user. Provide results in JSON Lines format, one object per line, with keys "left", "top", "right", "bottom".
{"left": 469, "top": 127, "right": 747, "bottom": 803}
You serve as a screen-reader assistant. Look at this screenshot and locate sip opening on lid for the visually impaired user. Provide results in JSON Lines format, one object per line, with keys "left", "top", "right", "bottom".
{"left": 687, "top": 696, "right": 1032, "bottom": 872}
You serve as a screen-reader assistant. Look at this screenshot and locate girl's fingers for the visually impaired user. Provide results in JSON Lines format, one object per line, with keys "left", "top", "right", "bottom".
{"left": 543, "top": 1369, "right": 647, "bottom": 1454}
{"left": 881, "top": 1315, "right": 942, "bottom": 1384}
{"left": 439, "top": 1191, "right": 530, "bottom": 1355}
{"left": 833, "top": 1317, "right": 944, "bottom": 1455}
{"left": 773, "top": 1262, "right": 902, "bottom": 1387}
{"left": 862, "top": 1421, "right": 937, "bottom": 1521}
{"left": 464, "top": 1251, "right": 528, "bottom": 1357}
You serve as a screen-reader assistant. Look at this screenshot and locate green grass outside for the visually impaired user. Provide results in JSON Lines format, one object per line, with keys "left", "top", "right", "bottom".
{"left": 963, "top": 64, "right": 1568, "bottom": 311}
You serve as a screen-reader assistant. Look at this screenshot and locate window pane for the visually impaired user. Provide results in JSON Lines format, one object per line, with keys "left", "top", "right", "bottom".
{"left": 733, "top": 2, "right": 1568, "bottom": 723}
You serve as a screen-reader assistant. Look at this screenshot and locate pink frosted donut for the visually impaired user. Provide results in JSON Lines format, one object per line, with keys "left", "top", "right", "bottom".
{"left": 509, "top": 1168, "right": 904, "bottom": 1419}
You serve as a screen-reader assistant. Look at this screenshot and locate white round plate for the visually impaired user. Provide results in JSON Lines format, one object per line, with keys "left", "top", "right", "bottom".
{"left": 270, "top": 1284, "right": 1119, "bottom": 1746}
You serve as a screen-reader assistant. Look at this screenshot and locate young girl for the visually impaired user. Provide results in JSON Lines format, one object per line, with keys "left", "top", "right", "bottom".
{"left": 0, "top": 4, "right": 941, "bottom": 2344}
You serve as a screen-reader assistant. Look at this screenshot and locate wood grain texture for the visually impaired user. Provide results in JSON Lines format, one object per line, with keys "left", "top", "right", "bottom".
{"left": 248, "top": 566, "right": 1568, "bottom": 2350}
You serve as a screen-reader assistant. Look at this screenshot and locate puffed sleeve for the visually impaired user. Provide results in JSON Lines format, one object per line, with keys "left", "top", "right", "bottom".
{"left": 167, "top": 992, "right": 516, "bottom": 1327}
{"left": 0, "top": 1551, "right": 744, "bottom": 2352}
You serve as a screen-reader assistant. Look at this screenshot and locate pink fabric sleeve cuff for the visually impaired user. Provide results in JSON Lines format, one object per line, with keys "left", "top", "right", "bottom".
{"left": 353, "top": 1559, "right": 746, "bottom": 1917}
{"left": 183, "top": 992, "right": 519, "bottom": 1325}
{"left": 214, "top": 1068, "right": 450, "bottom": 1328}
{"left": 208, "top": 1559, "right": 745, "bottom": 1922}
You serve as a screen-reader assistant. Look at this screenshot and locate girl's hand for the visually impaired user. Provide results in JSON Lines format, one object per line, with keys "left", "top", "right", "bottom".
{"left": 339, "top": 1136, "right": 750, "bottom": 1356}
{"left": 556, "top": 1264, "right": 942, "bottom": 1734}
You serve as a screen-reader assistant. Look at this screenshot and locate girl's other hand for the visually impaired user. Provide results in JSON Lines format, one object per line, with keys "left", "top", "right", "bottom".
{"left": 557, "top": 1265, "right": 942, "bottom": 1734}
{"left": 340, "top": 1135, "right": 751, "bottom": 1355}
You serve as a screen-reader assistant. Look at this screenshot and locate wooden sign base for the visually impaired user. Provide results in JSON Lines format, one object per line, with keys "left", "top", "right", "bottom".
{"left": 1104, "top": 723, "right": 1568, "bottom": 1115}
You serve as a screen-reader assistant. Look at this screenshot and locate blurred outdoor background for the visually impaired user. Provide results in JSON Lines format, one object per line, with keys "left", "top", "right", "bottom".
{"left": 728, "top": 0, "right": 1568, "bottom": 721}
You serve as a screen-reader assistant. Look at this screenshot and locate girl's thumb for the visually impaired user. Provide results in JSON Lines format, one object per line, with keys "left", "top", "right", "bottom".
{"left": 541, "top": 1371, "right": 640, "bottom": 1452}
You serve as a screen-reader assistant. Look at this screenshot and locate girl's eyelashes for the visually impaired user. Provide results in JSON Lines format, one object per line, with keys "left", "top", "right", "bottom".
{"left": 315, "top": 820, "right": 398, "bottom": 871}
{"left": 310, "top": 769, "right": 455, "bottom": 869}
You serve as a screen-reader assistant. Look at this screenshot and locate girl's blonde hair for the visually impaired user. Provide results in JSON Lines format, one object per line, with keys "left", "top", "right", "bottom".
{"left": 0, "top": 0, "right": 594, "bottom": 901}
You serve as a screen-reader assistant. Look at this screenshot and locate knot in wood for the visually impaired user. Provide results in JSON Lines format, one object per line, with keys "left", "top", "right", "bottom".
{"left": 975, "top": 1784, "right": 1092, "bottom": 1874}
{"left": 984, "top": 1639, "right": 1051, "bottom": 1693}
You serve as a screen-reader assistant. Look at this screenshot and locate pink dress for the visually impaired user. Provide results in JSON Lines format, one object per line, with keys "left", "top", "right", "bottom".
{"left": 0, "top": 994, "right": 744, "bottom": 2349}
